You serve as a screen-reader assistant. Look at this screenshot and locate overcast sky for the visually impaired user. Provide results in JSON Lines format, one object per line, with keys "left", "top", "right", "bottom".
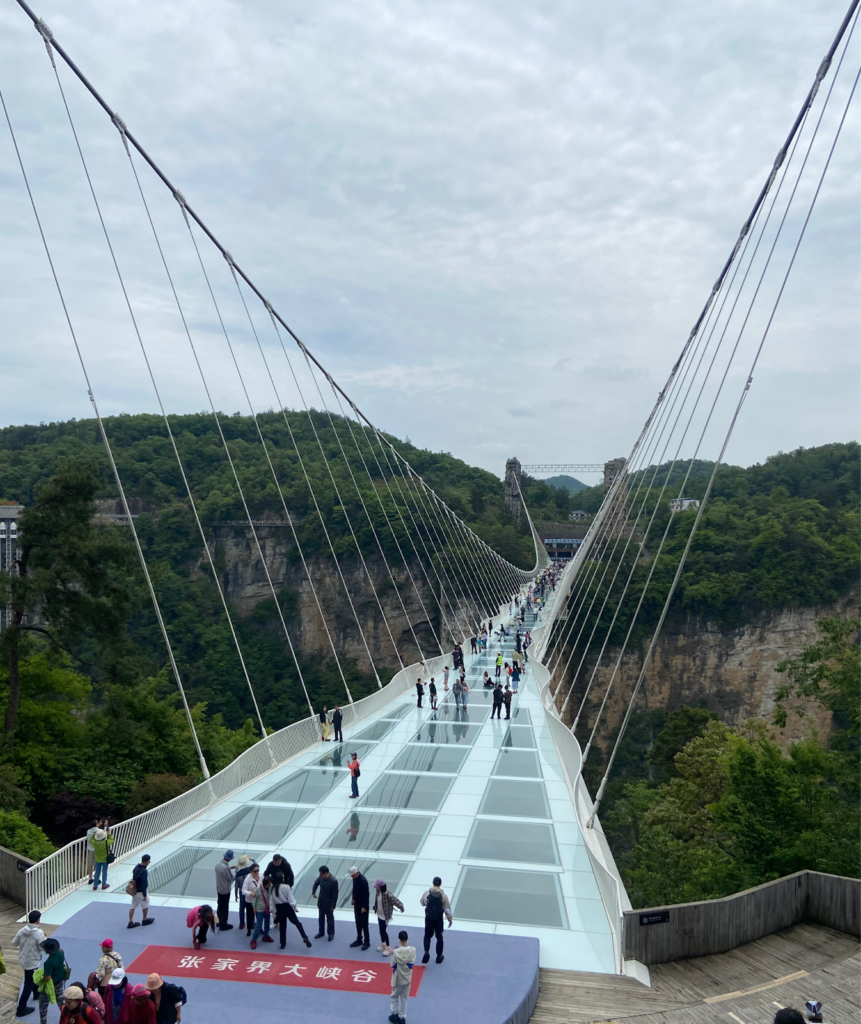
{"left": 0, "top": 0, "right": 858, "bottom": 482}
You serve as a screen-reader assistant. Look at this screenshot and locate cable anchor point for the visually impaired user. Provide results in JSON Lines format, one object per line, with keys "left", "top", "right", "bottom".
{"left": 35, "top": 18, "right": 56, "bottom": 67}
{"left": 111, "top": 113, "right": 130, "bottom": 152}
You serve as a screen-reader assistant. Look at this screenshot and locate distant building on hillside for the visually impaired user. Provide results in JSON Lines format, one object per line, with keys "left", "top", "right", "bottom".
{"left": 669, "top": 497, "right": 700, "bottom": 512}
{"left": 568, "top": 510, "right": 588, "bottom": 521}
{"left": 0, "top": 504, "right": 24, "bottom": 631}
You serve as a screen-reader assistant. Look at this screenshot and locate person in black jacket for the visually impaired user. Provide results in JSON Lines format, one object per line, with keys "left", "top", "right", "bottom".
{"left": 144, "top": 974, "right": 183, "bottom": 1024}
{"left": 415, "top": 678, "right": 424, "bottom": 708}
{"left": 264, "top": 854, "right": 294, "bottom": 887}
{"left": 332, "top": 705, "right": 343, "bottom": 743}
{"left": 311, "top": 866, "right": 339, "bottom": 940}
{"left": 128, "top": 855, "right": 154, "bottom": 929}
{"left": 347, "top": 867, "right": 370, "bottom": 950}
{"left": 491, "top": 683, "right": 504, "bottom": 719}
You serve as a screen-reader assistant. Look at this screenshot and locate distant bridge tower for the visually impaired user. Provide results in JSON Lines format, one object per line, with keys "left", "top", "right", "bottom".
{"left": 504, "top": 457, "right": 522, "bottom": 521}
{"left": 603, "top": 457, "right": 627, "bottom": 492}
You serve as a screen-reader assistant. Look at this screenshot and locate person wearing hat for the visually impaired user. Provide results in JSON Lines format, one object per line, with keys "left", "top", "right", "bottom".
{"left": 95, "top": 939, "right": 123, "bottom": 994}
{"left": 347, "top": 866, "right": 370, "bottom": 951}
{"left": 35, "top": 938, "right": 65, "bottom": 1024}
{"left": 103, "top": 969, "right": 127, "bottom": 1024}
{"left": 214, "top": 851, "right": 235, "bottom": 932}
{"left": 373, "top": 879, "right": 404, "bottom": 955}
{"left": 88, "top": 827, "right": 114, "bottom": 891}
{"left": 144, "top": 974, "right": 184, "bottom": 1024}
{"left": 58, "top": 987, "right": 99, "bottom": 1024}
{"left": 125, "top": 984, "right": 155, "bottom": 1024}
{"left": 233, "top": 855, "right": 253, "bottom": 933}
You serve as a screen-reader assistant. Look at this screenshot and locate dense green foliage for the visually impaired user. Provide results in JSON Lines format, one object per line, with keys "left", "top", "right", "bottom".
{"left": 600, "top": 621, "right": 860, "bottom": 907}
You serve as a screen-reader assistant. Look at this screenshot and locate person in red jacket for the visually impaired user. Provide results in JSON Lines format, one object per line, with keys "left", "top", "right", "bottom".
{"left": 348, "top": 753, "right": 361, "bottom": 799}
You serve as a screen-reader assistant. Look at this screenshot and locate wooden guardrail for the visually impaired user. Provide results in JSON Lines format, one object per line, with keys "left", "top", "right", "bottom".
{"left": 622, "top": 870, "right": 860, "bottom": 965}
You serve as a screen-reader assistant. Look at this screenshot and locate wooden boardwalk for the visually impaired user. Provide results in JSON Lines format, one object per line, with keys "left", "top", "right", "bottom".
{"left": 531, "top": 923, "right": 859, "bottom": 1023}
{"left": 0, "top": 897, "right": 56, "bottom": 1023}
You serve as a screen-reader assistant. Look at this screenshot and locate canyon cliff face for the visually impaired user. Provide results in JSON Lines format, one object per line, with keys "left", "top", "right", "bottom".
{"left": 554, "top": 592, "right": 859, "bottom": 751}
{"left": 200, "top": 522, "right": 483, "bottom": 675}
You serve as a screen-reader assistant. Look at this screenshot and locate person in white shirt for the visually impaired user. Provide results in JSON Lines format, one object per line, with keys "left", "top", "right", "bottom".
{"left": 389, "top": 930, "right": 415, "bottom": 1024}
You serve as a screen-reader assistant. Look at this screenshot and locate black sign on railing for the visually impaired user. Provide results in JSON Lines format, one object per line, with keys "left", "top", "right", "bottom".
{"left": 639, "top": 910, "right": 670, "bottom": 926}
{"left": 17, "top": 861, "right": 28, "bottom": 873}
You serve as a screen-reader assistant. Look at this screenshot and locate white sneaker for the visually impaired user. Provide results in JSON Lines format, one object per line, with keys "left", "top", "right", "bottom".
{"left": 382, "top": 946, "right": 392, "bottom": 956}
{"left": 376, "top": 943, "right": 385, "bottom": 952}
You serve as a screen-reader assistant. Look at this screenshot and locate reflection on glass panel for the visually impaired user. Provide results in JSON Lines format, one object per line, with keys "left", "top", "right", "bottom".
{"left": 510, "top": 707, "right": 532, "bottom": 723}
{"left": 352, "top": 720, "right": 397, "bottom": 742}
{"left": 325, "top": 811, "right": 434, "bottom": 854}
{"left": 479, "top": 779, "right": 550, "bottom": 819}
{"left": 194, "top": 804, "right": 311, "bottom": 845}
{"left": 314, "top": 742, "right": 375, "bottom": 768}
{"left": 429, "top": 704, "right": 490, "bottom": 722}
{"left": 381, "top": 704, "right": 414, "bottom": 721}
{"left": 259, "top": 769, "right": 345, "bottom": 804}
{"left": 491, "top": 726, "right": 536, "bottom": 749}
{"left": 492, "top": 750, "right": 542, "bottom": 778}
{"left": 293, "top": 857, "right": 411, "bottom": 908}
{"left": 453, "top": 866, "right": 567, "bottom": 928}
{"left": 148, "top": 846, "right": 227, "bottom": 898}
{"left": 465, "top": 819, "right": 559, "bottom": 865}
{"left": 412, "top": 721, "right": 479, "bottom": 746}
{"left": 361, "top": 773, "right": 454, "bottom": 811}
{"left": 388, "top": 745, "right": 470, "bottom": 774}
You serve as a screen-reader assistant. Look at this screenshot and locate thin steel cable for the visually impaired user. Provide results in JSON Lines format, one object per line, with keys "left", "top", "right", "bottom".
{"left": 590, "top": 58, "right": 860, "bottom": 822}
{"left": 115, "top": 128, "right": 270, "bottom": 743}
{"left": 0, "top": 71, "right": 211, "bottom": 780}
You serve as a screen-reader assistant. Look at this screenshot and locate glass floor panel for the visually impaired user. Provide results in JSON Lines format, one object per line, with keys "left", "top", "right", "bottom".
{"left": 412, "top": 721, "right": 480, "bottom": 745}
{"left": 360, "top": 773, "right": 455, "bottom": 811}
{"left": 387, "top": 744, "right": 470, "bottom": 774}
{"left": 259, "top": 769, "right": 346, "bottom": 804}
{"left": 293, "top": 857, "right": 412, "bottom": 909}
{"left": 429, "top": 704, "right": 491, "bottom": 722}
{"left": 509, "top": 707, "right": 532, "bottom": 723}
{"left": 193, "top": 804, "right": 312, "bottom": 845}
{"left": 313, "top": 742, "right": 376, "bottom": 768}
{"left": 380, "top": 704, "right": 414, "bottom": 721}
{"left": 325, "top": 810, "right": 434, "bottom": 854}
{"left": 453, "top": 866, "right": 567, "bottom": 929}
{"left": 492, "top": 749, "right": 542, "bottom": 778}
{"left": 148, "top": 846, "right": 229, "bottom": 898}
{"left": 465, "top": 819, "right": 559, "bottom": 865}
{"left": 479, "top": 779, "right": 550, "bottom": 819}
{"left": 493, "top": 726, "right": 537, "bottom": 749}
{"left": 352, "top": 720, "right": 398, "bottom": 742}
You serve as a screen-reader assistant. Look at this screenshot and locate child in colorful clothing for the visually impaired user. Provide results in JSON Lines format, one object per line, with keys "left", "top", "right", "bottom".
{"left": 389, "top": 930, "right": 415, "bottom": 1024}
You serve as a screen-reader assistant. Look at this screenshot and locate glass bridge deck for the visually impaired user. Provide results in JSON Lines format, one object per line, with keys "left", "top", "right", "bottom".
{"left": 49, "top": 628, "right": 615, "bottom": 972}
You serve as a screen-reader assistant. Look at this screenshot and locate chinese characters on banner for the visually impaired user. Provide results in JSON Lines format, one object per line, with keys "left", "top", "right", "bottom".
{"left": 125, "top": 946, "right": 425, "bottom": 997}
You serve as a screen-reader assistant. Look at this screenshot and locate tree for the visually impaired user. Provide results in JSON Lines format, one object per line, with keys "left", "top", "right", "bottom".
{"left": 0, "top": 466, "right": 137, "bottom": 751}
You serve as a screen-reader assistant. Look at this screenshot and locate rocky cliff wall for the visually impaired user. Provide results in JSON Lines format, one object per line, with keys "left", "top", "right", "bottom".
{"left": 556, "top": 592, "right": 859, "bottom": 750}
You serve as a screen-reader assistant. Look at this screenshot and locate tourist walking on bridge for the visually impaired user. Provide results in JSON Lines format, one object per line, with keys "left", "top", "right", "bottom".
{"left": 36, "top": 938, "right": 65, "bottom": 1024}
{"left": 428, "top": 677, "right": 437, "bottom": 710}
{"left": 419, "top": 877, "right": 453, "bottom": 965}
{"left": 144, "top": 973, "right": 184, "bottom": 1024}
{"left": 348, "top": 751, "right": 361, "bottom": 799}
{"left": 214, "top": 851, "right": 235, "bottom": 932}
{"left": 452, "top": 676, "right": 463, "bottom": 708}
{"left": 348, "top": 866, "right": 371, "bottom": 950}
{"left": 312, "top": 866, "right": 338, "bottom": 940}
{"left": 127, "top": 856, "right": 154, "bottom": 930}
{"left": 373, "top": 879, "right": 404, "bottom": 955}
{"left": 389, "top": 930, "right": 415, "bottom": 1024}
{"left": 332, "top": 704, "right": 343, "bottom": 743}
{"left": 271, "top": 876, "right": 312, "bottom": 950}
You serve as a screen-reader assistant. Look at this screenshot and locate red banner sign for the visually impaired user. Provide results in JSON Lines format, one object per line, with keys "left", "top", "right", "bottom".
{"left": 125, "top": 945, "right": 425, "bottom": 997}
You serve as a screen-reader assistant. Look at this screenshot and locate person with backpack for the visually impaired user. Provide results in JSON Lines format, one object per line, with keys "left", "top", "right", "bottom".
{"left": 127, "top": 856, "right": 154, "bottom": 930}
{"left": 419, "top": 877, "right": 452, "bottom": 965}
{"left": 332, "top": 705, "right": 343, "bottom": 743}
{"left": 58, "top": 987, "right": 100, "bottom": 1024}
{"left": 186, "top": 906, "right": 216, "bottom": 950}
{"left": 94, "top": 940, "right": 122, "bottom": 997}
{"left": 35, "top": 938, "right": 65, "bottom": 1024}
{"left": 13, "top": 909, "right": 45, "bottom": 1018}
{"left": 348, "top": 752, "right": 361, "bottom": 799}
{"left": 143, "top": 975, "right": 184, "bottom": 1024}
{"left": 271, "top": 875, "right": 312, "bottom": 950}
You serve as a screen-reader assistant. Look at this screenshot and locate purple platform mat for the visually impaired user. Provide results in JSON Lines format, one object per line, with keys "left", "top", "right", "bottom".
{"left": 47, "top": 903, "right": 539, "bottom": 1024}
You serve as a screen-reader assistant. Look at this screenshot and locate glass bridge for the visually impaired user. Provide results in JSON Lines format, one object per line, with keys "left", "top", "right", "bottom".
{"left": 43, "top": 606, "right": 620, "bottom": 973}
